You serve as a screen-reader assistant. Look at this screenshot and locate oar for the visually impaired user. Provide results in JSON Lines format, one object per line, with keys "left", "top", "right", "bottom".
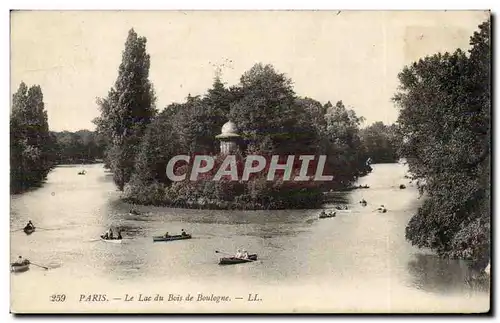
{"left": 30, "top": 262, "right": 49, "bottom": 270}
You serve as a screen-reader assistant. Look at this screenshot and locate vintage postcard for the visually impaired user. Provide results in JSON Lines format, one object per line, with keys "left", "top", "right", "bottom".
{"left": 10, "top": 10, "right": 491, "bottom": 314}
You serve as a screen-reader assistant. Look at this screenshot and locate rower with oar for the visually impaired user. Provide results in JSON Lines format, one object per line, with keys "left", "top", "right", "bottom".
{"left": 101, "top": 228, "right": 122, "bottom": 240}
{"left": 11, "top": 255, "right": 50, "bottom": 272}
{"left": 25, "top": 220, "right": 34, "bottom": 230}
{"left": 22, "top": 220, "right": 36, "bottom": 235}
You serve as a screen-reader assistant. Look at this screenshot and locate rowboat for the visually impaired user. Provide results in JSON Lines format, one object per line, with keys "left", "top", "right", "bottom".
{"left": 319, "top": 212, "right": 336, "bottom": 219}
{"left": 100, "top": 236, "right": 123, "bottom": 244}
{"left": 11, "top": 260, "right": 30, "bottom": 273}
{"left": 219, "top": 254, "right": 258, "bottom": 265}
{"left": 153, "top": 234, "right": 192, "bottom": 242}
{"left": 24, "top": 227, "right": 35, "bottom": 235}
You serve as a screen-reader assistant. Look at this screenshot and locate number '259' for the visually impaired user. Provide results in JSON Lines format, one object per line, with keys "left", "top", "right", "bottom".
{"left": 50, "top": 294, "right": 66, "bottom": 302}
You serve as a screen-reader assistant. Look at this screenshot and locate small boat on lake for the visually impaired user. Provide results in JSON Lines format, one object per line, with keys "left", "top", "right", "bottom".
{"left": 153, "top": 234, "right": 192, "bottom": 242}
{"left": 77, "top": 170, "right": 86, "bottom": 175}
{"left": 319, "top": 211, "right": 336, "bottom": 219}
{"left": 11, "top": 260, "right": 30, "bottom": 273}
{"left": 24, "top": 227, "right": 35, "bottom": 235}
{"left": 219, "top": 254, "right": 258, "bottom": 265}
{"left": 100, "top": 236, "right": 123, "bottom": 244}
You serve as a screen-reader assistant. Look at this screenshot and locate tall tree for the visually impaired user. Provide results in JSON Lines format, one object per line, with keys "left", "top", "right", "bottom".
{"left": 321, "top": 100, "right": 367, "bottom": 187}
{"left": 10, "top": 82, "right": 52, "bottom": 193}
{"left": 394, "top": 19, "right": 490, "bottom": 266}
{"left": 94, "top": 28, "right": 157, "bottom": 190}
{"left": 229, "top": 63, "right": 316, "bottom": 154}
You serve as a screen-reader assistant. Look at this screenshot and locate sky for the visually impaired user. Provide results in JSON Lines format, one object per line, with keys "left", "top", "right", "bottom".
{"left": 10, "top": 10, "right": 489, "bottom": 132}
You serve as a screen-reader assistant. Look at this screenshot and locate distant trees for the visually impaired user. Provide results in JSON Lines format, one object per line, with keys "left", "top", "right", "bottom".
{"left": 360, "top": 122, "right": 400, "bottom": 164}
{"left": 394, "top": 20, "right": 490, "bottom": 266}
{"left": 10, "top": 82, "right": 53, "bottom": 193}
{"left": 51, "top": 130, "right": 106, "bottom": 164}
{"left": 94, "top": 28, "right": 157, "bottom": 190}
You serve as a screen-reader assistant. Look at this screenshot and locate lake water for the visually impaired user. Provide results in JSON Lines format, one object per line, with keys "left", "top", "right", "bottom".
{"left": 10, "top": 163, "right": 490, "bottom": 313}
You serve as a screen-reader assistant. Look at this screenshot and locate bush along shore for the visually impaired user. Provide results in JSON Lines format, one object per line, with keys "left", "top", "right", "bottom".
{"left": 123, "top": 155, "right": 328, "bottom": 210}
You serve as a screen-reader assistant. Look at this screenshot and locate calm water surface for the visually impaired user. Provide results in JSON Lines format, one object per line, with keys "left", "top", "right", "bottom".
{"left": 10, "top": 163, "right": 489, "bottom": 313}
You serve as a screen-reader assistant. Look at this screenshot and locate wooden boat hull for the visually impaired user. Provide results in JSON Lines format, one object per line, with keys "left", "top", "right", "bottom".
{"left": 24, "top": 227, "right": 35, "bottom": 235}
{"left": 219, "top": 254, "right": 257, "bottom": 265}
{"left": 11, "top": 261, "right": 30, "bottom": 273}
{"left": 153, "top": 234, "right": 192, "bottom": 242}
{"left": 319, "top": 212, "right": 336, "bottom": 219}
{"left": 100, "top": 237, "right": 123, "bottom": 243}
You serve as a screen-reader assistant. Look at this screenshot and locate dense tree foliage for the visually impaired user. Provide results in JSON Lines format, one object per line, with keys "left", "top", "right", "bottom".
{"left": 10, "top": 82, "right": 53, "bottom": 193}
{"left": 229, "top": 63, "right": 318, "bottom": 155}
{"left": 125, "top": 63, "right": 371, "bottom": 209}
{"left": 394, "top": 20, "right": 490, "bottom": 266}
{"left": 51, "top": 130, "right": 106, "bottom": 164}
{"left": 360, "top": 122, "right": 400, "bottom": 164}
{"left": 94, "top": 28, "right": 157, "bottom": 190}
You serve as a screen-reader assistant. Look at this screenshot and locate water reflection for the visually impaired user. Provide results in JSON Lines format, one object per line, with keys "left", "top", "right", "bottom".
{"left": 407, "top": 253, "right": 490, "bottom": 294}
{"left": 10, "top": 163, "right": 490, "bottom": 312}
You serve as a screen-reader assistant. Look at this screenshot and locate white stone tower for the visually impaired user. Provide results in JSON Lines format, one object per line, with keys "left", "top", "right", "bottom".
{"left": 215, "top": 121, "right": 241, "bottom": 155}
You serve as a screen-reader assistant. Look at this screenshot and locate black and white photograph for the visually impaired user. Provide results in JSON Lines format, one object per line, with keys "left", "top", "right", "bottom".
{"left": 9, "top": 10, "right": 491, "bottom": 313}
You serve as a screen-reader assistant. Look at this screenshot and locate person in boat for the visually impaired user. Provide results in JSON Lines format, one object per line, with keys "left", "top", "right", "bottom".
{"left": 15, "top": 256, "right": 25, "bottom": 265}
{"left": 320, "top": 210, "right": 326, "bottom": 217}
{"left": 102, "top": 231, "right": 109, "bottom": 239}
{"left": 165, "top": 232, "right": 170, "bottom": 238}
{"left": 241, "top": 250, "right": 249, "bottom": 259}
{"left": 377, "top": 205, "right": 387, "bottom": 213}
{"left": 235, "top": 249, "right": 242, "bottom": 258}
{"left": 181, "top": 229, "right": 187, "bottom": 236}
{"left": 25, "top": 220, "right": 34, "bottom": 230}
{"left": 360, "top": 199, "right": 367, "bottom": 204}
{"left": 108, "top": 228, "right": 114, "bottom": 239}
{"left": 117, "top": 231, "right": 122, "bottom": 240}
